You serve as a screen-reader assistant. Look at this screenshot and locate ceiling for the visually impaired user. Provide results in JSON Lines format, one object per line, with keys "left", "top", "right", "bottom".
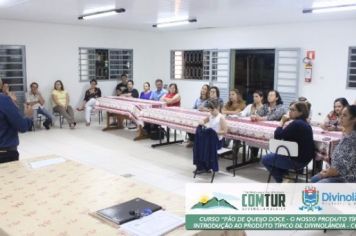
{"left": 0, "top": 0, "right": 356, "bottom": 31}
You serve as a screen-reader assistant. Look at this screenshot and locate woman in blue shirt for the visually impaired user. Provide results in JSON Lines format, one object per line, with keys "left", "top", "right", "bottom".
{"left": 139, "top": 82, "right": 152, "bottom": 100}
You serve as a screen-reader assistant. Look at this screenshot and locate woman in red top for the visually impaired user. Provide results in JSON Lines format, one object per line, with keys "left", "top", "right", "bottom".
{"left": 161, "top": 83, "right": 181, "bottom": 107}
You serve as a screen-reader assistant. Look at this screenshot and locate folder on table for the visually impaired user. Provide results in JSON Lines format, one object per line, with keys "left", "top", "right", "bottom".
{"left": 95, "top": 198, "right": 162, "bottom": 225}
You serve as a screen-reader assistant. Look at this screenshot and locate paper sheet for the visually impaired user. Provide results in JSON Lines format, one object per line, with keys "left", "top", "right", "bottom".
{"left": 120, "top": 210, "right": 184, "bottom": 236}
{"left": 29, "top": 157, "right": 66, "bottom": 169}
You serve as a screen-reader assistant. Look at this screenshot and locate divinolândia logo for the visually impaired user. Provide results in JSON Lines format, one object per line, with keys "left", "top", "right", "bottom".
{"left": 299, "top": 186, "right": 322, "bottom": 211}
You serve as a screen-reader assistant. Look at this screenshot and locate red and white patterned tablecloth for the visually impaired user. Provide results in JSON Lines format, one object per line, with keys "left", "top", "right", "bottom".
{"left": 95, "top": 97, "right": 166, "bottom": 125}
{"left": 139, "top": 108, "right": 341, "bottom": 160}
{"left": 226, "top": 117, "right": 342, "bottom": 160}
{"left": 140, "top": 107, "right": 210, "bottom": 134}
{"left": 104, "top": 96, "right": 166, "bottom": 108}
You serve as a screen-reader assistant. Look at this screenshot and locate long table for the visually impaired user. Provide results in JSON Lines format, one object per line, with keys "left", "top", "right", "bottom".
{"left": 140, "top": 107, "right": 209, "bottom": 147}
{"left": 226, "top": 117, "right": 341, "bottom": 161}
{"left": 95, "top": 96, "right": 166, "bottom": 140}
{"left": 0, "top": 157, "right": 244, "bottom": 236}
{"left": 226, "top": 117, "right": 342, "bottom": 173}
{"left": 139, "top": 107, "right": 342, "bottom": 172}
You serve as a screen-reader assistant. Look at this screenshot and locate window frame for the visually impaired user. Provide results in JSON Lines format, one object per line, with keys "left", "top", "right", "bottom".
{"left": 170, "top": 49, "right": 207, "bottom": 81}
{"left": 347, "top": 47, "right": 356, "bottom": 89}
{"left": 79, "top": 47, "right": 133, "bottom": 82}
{"left": 0, "top": 44, "right": 27, "bottom": 111}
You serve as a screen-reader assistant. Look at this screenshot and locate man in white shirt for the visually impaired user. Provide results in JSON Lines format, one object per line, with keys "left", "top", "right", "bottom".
{"left": 26, "top": 82, "right": 52, "bottom": 129}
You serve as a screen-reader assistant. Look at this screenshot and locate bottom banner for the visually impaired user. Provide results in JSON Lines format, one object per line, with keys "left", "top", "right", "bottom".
{"left": 186, "top": 214, "right": 356, "bottom": 230}
{"left": 186, "top": 183, "right": 356, "bottom": 230}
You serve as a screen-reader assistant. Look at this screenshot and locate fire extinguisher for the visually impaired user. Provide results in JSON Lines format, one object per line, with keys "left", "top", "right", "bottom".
{"left": 303, "top": 57, "right": 312, "bottom": 83}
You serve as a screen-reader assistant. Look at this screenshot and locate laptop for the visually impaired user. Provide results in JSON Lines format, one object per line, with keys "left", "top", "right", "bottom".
{"left": 96, "top": 198, "right": 162, "bottom": 225}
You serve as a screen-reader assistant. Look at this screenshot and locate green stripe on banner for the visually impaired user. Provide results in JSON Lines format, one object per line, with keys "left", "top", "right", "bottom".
{"left": 186, "top": 214, "right": 356, "bottom": 230}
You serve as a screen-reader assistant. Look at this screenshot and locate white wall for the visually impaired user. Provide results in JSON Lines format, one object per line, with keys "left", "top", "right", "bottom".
{"left": 156, "top": 19, "right": 356, "bottom": 121}
{"left": 0, "top": 20, "right": 161, "bottom": 121}
{"left": 1, "top": 19, "right": 355, "bottom": 122}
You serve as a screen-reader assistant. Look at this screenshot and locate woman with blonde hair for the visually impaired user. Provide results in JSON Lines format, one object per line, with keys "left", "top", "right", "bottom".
{"left": 52, "top": 80, "right": 76, "bottom": 129}
{"left": 222, "top": 89, "right": 246, "bottom": 115}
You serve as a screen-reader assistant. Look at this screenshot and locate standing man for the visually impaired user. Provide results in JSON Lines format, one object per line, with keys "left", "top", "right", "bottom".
{"left": 115, "top": 74, "right": 128, "bottom": 96}
{"left": 0, "top": 79, "right": 33, "bottom": 164}
{"left": 26, "top": 82, "right": 53, "bottom": 129}
{"left": 150, "top": 79, "right": 167, "bottom": 101}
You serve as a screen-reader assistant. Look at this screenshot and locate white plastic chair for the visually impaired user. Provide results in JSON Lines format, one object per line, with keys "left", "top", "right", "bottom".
{"left": 267, "top": 139, "right": 309, "bottom": 183}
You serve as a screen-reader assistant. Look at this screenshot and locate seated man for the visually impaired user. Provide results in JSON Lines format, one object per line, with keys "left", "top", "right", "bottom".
{"left": 115, "top": 74, "right": 128, "bottom": 96}
{"left": 26, "top": 82, "right": 53, "bottom": 129}
{"left": 121, "top": 80, "right": 139, "bottom": 98}
{"left": 150, "top": 79, "right": 167, "bottom": 101}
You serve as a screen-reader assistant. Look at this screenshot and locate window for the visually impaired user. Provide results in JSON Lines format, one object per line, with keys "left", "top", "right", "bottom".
{"left": 0, "top": 45, "right": 27, "bottom": 109}
{"left": 274, "top": 48, "right": 300, "bottom": 106}
{"left": 171, "top": 49, "right": 230, "bottom": 101}
{"left": 171, "top": 50, "right": 206, "bottom": 80}
{"left": 347, "top": 47, "right": 356, "bottom": 88}
{"left": 79, "top": 47, "right": 133, "bottom": 81}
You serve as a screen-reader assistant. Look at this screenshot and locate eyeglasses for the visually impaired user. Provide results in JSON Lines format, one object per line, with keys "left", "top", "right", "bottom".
{"left": 289, "top": 108, "right": 297, "bottom": 112}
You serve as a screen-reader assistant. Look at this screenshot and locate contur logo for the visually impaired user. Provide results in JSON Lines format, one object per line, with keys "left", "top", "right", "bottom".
{"left": 299, "top": 186, "right": 322, "bottom": 211}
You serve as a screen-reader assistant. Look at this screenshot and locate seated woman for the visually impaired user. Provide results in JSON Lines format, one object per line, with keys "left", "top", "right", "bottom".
{"left": 186, "top": 84, "right": 210, "bottom": 147}
{"left": 161, "top": 83, "right": 181, "bottom": 107}
{"left": 221, "top": 89, "right": 246, "bottom": 148}
{"left": 52, "top": 80, "right": 76, "bottom": 129}
{"left": 321, "top": 97, "right": 349, "bottom": 131}
{"left": 240, "top": 90, "right": 264, "bottom": 117}
{"left": 2, "top": 83, "right": 17, "bottom": 104}
{"left": 193, "top": 84, "right": 210, "bottom": 111}
{"left": 240, "top": 90, "right": 264, "bottom": 157}
{"left": 297, "top": 96, "right": 312, "bottom": 122}
{"left": 77, "top": 79, "right": 102, "bottom": 126}
{"left": 201, "top": 99, "right": 228, "bottom": 149}
{"left": 121, "top": 80, "right": 139, "bottom": 98}
{"left": 311, "top": 105, "right": 356, "bottom": 183}
{"left": 139, "top": 82, "right": 152, "bottom": 100}
{"left": 262, "top": 102, "right": 314, "bottom": 183}
{"left": 222, "top": 89, "right": 246, "bottom": 116}
{"left": 253, "top": 90, "right": 286, "bottom": 121}
{"left": 209, "top": 86, "right": 224, "bottom": 111}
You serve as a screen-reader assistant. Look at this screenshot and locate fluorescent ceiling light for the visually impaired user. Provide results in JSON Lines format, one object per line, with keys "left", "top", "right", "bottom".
{"left": 78, "top": 8, "right": 125, "bottom": 20}
{"left": 83, "top": 5, "right": 115, "bottom": 15}
{"left": 153, "top": 19, "right": 197, "bottom": 28}
{"left": 303, "top": 3, "right": 356, "bottom": 13}
{"left": 312, "top": 0, "right": 356, "bottom": 8}
{"left": 0, "top": 0, "right": 28, "bottom": 7}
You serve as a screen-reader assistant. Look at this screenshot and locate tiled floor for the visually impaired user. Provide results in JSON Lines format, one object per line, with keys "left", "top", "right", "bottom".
{"left": 18, "top": 122, "right": 355, "bottom": 236}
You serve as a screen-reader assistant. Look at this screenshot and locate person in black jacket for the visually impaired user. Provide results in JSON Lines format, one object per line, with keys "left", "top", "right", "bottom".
{"left": 262, "top": 102, "right": 314, "bottom": 183}
{"left": 121, "top": 80, "right": 139, "bottom": 98}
